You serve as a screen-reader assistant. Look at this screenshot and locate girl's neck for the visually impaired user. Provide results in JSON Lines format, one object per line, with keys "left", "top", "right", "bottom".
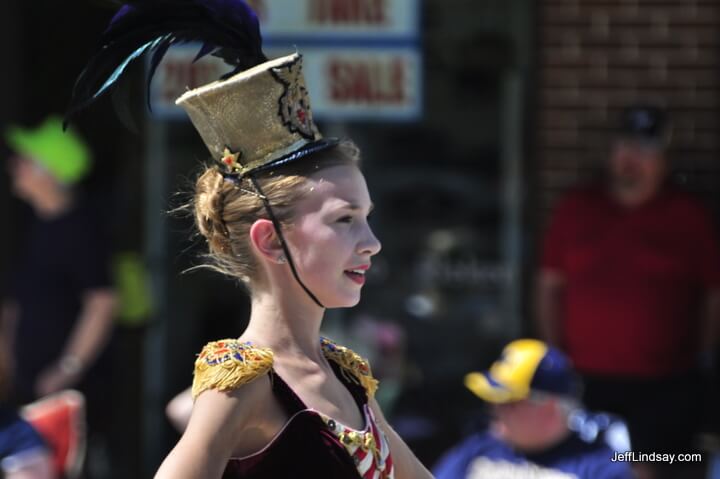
{"left": 243, "top": 289, "right": 326, "bottom": 362}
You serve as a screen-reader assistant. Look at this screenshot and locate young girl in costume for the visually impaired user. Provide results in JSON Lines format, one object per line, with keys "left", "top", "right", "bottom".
{"left": 156, "top": 115, "right": 432, "bottom": 479}
{"left": 66, "top": 1, "right": 435, "bottom": 478}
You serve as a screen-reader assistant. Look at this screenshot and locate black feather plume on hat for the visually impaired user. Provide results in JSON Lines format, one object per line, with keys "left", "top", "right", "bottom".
{"left": 65, "top": 0, "right": 267, "bottom": 128}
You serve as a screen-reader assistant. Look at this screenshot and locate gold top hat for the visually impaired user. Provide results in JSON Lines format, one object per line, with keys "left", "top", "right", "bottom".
{"left": 176, "top": 53, "right": 332, "bottom": 175}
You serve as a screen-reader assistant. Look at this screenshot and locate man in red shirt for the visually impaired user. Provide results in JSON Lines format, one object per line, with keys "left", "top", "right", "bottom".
{"left": 536, "top": 105, "right": 720, "bottom": 477}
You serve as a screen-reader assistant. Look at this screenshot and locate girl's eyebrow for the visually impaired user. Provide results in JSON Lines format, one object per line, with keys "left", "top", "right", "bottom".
{"left": 337, "top": 201, "right": 375, "bottom": 213}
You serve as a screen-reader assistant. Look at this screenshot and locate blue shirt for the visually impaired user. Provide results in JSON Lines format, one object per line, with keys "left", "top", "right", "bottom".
{"left": 433, "top": 430, "right": 633, "bottom": 479}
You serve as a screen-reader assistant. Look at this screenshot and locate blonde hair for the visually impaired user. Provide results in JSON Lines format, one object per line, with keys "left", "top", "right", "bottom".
{"left": 191, "top": 140, "right": 361, "bottom": 288}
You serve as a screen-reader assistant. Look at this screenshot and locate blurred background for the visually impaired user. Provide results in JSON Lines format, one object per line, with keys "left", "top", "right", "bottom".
{"left": 1, "top": 0, "right": 720, "bottom": 477}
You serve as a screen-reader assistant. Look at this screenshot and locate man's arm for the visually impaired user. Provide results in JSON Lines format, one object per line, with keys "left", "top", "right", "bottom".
{"left": 689, "top": 202, "right": 720, "bottom": 369}
{"left": 699, "top": 288, "right": 720, "bottom": 367}
{"left": 35, "top": 288, "right": 116, "bottom": 396}
{"left": 0, "top": 300, "right": 18, "bottom": 347}
{"left": 535, "top": 269, "right": 566, "bottom": 347}
{"left": 0, "top": 300, "right": 18, "bottom": 388}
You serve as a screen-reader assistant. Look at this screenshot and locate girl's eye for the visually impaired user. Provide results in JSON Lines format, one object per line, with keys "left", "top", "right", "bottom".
{"left": 337, "top": 216, "right": 353, "bottom": 223}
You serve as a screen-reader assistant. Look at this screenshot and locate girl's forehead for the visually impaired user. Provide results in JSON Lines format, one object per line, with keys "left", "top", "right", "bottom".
{"left": 309, "top": 163, "right": 361, "bottom": 182}
{"left": 309, "top": 166, "right": 368, "bottom": 196}
{"left": 299, "top": 167, "right": 370, "bottom": 212}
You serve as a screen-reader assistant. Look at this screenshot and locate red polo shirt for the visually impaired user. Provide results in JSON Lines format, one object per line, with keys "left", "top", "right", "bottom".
{"left": 542, "top": 187, "right": 720, "bottom": 377}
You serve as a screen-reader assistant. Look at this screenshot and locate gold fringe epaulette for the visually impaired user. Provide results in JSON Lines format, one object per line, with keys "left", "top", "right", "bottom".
{"left": 192, "top": 339, "right": 274, "bottom": 399}
{"left": 320, "top": 337, "right": 378, "bottom": 398}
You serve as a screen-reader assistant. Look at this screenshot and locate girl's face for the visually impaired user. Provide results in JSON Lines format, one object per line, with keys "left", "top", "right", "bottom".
{"left": 284, "top": 164, "right": 381, "bottom": 308}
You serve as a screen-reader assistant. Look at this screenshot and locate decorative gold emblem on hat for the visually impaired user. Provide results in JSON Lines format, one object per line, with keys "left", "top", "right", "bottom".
{"left": 271, "top": 60, "right": 316, "bottom": 140}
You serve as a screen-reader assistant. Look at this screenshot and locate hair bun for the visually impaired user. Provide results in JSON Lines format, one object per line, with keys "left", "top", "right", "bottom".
{"left": 194, "top": 167, "right": 232, "bottom": 252}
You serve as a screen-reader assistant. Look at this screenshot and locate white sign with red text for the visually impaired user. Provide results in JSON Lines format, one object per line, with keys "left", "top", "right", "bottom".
{"left": 248, "top": 0, "right": 419, "bottom": 40}
{"left": 150, "top": 45, "right": 422, "bottom": 120}
{"left": 291, "top": 47, "right": 422, "bottom": 120}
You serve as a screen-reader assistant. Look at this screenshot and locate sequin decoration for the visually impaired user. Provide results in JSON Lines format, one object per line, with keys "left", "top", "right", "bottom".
{"left": 320, "top": 337, "right": 379, "bottom": 398}
{"left": 319, "top": 406, "right": 394, "bottom": 479}
{"left": 192, "top": 339, "right": 274, "bottom": 399}
{"left": 270, "top": 56, "right": 317, "bottom": 140}
{"left": 220, "top": 147, "right": 246, "bottom": 175}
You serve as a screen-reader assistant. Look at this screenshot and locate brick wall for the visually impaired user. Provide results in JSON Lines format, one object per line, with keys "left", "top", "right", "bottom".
{"left": 534, "top": 0, "right": 720, "bottom": 218}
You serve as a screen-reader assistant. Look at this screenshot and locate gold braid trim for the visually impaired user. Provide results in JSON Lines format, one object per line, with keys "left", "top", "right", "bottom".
{"left": 320, "top": 337, "right": 379, "bottom": 398}
{"left": 192, "top": 339, "right": 274, "bottom": 400}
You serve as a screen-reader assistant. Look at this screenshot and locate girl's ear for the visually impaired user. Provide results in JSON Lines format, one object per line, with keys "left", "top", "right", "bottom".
{"left": 249, "top": 219, "right": 283, "bottom": 263}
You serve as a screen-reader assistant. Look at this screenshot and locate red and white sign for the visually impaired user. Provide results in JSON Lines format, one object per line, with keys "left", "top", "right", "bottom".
{"left": 250, "top": 0, "right": 419, "bottom": 39}
{"left": 291, "top": 47, "right": 422, "bottom": 120}
{"left": 150, "top": 46, "right": 422, "bottom": 120}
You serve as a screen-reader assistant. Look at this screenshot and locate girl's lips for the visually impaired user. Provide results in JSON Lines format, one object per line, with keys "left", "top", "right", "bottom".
{"left": 344, "top": 271, "right": 366, "bottom": 285}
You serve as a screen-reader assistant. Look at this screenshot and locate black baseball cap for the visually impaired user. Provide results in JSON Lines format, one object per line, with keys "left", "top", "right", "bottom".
{"left": 617, "top": 105, "right": 669, "bottom": 147}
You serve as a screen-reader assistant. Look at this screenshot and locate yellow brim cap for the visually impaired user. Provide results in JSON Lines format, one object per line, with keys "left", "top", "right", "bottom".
{"left": 464, "top": 339, "right": 549, "bottom": 404}
{"left": 464, "top": 371, "right": 529, "bottom": 404}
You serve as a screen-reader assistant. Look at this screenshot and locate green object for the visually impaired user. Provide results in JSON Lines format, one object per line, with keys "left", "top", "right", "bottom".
{"left": 5, "top": 115, "right": 91, "bottom": 184}
{"left": 113, "top": 252, "right": 153, "bottom": 326}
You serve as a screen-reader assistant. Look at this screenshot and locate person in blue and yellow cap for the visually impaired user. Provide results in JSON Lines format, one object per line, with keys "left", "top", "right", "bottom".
{"left": 433, "top": 339, "right": 633, "bottom": 479}
{"left": 1, "top": 115, "right": 117, "bottom": 476}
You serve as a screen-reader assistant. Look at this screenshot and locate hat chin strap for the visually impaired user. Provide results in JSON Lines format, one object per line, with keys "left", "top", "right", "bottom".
{"left": 248, "top": 174, "right": 325, "bottom": 309}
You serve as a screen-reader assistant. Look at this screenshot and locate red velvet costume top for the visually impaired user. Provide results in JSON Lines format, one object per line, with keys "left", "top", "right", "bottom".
{"left": 192, "top": 337, "right": 394, "bottom": 479}
{"left": 541, "top": 187, "right": 720, "bottom": 377}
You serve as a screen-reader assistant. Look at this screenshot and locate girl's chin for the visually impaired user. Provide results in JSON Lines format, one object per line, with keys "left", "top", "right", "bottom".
{"left": 323, "top": 293, "right": 362, "bottom": 309}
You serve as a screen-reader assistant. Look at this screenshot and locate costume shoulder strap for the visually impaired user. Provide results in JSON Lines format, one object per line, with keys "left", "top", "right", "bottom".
{"left": 320, "top": 337, "right": 378, "bottom": 398}
{"left": 192, "top": 339, "right": 274, "bottom": 399}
